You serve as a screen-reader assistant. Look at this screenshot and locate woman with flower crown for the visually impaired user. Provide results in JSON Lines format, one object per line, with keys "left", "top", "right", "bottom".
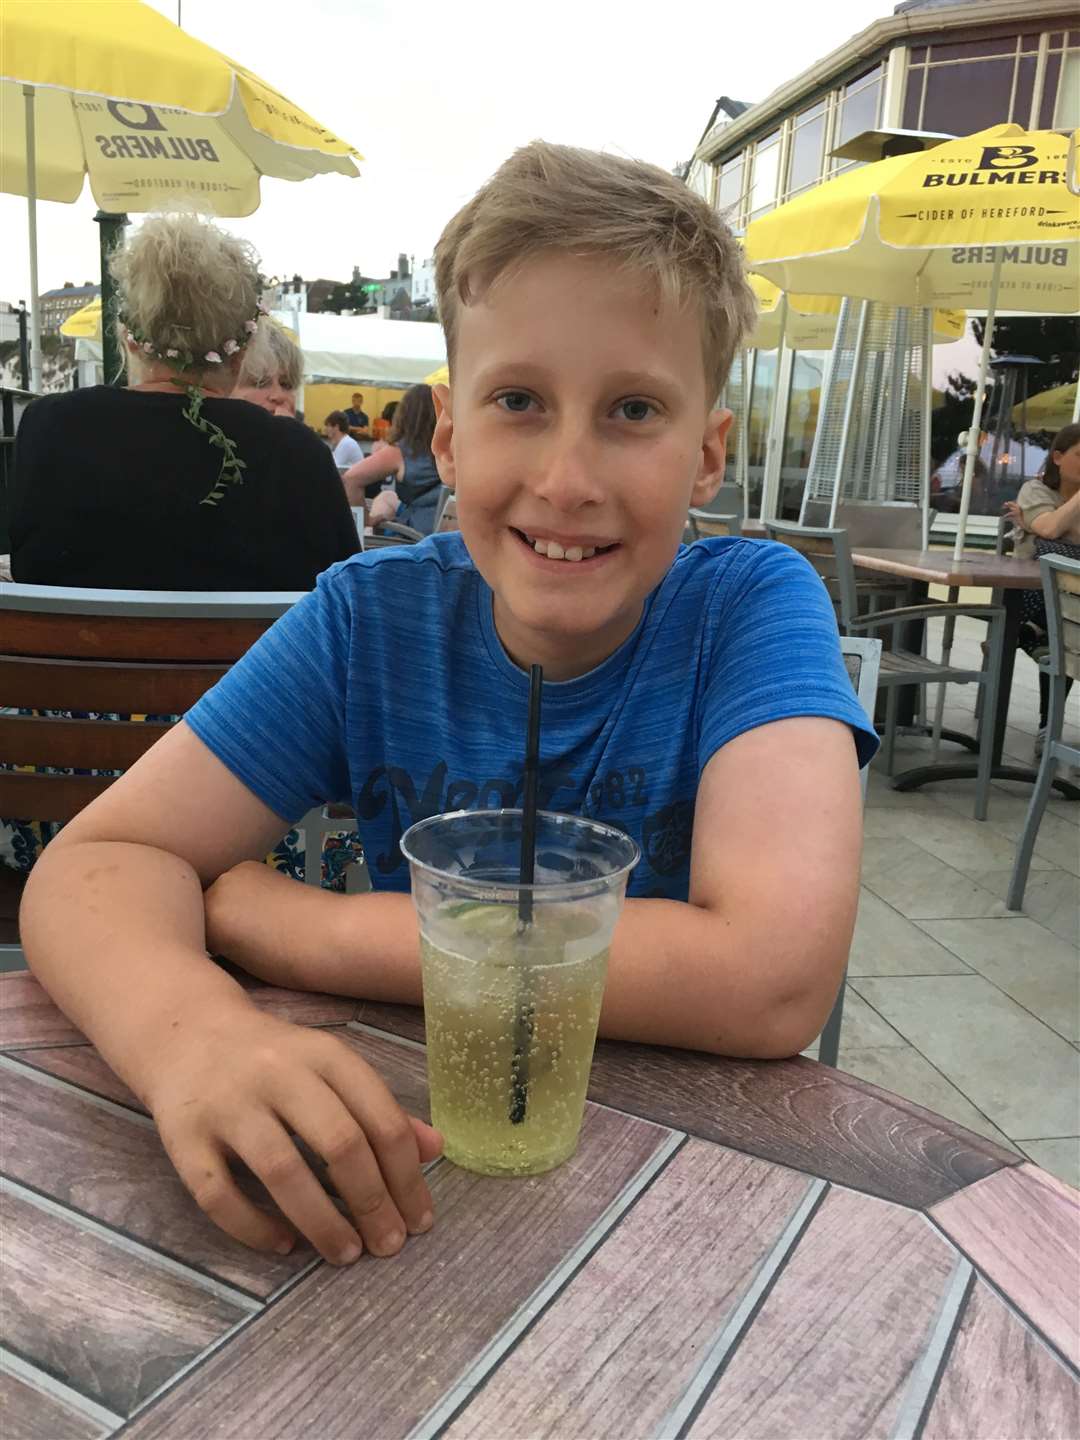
{"left": 9, "top": 214, "right": 359, "bottom": 591}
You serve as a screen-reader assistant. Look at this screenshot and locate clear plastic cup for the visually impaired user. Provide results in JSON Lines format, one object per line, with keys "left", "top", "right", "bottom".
{"left": 400, "top": 809, "right": 639, "bottom": 1177}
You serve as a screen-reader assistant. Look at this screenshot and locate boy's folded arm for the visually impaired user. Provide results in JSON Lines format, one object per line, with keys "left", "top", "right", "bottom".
{"left": 207, "top": 716, "right": 864, "bottom": 1062}
{"left": 600, "top": 716, "right": 864, "bottom": 1059}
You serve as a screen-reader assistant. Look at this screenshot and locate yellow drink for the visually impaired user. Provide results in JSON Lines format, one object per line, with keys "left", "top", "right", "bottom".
{"left": 420, "top": 902, "right": 608, "bottom": 1176}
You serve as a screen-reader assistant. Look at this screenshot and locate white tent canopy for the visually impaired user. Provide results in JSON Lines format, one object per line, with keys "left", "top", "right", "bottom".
{"left": 76, "top": 313, "right": 447, "bottom": 389}
{"left": 276, "top": 313, "right": 446, "bottom": 386}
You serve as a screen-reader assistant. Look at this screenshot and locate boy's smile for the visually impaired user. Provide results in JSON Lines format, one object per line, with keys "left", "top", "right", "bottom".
{"left": 432, "top": 252, "right": 731, "bottom": 680}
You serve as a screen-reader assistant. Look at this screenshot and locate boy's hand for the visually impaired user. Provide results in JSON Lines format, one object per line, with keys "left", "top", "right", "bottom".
{"left": 144, "top": 1002, "right": 442, "bottom": 1265}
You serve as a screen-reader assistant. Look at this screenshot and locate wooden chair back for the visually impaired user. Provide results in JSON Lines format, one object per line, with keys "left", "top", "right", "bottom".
{"left": 1044, "top": 553, "right": 1080, "bottom": 683}
{"left": 0, "top": 586, "right": 301, "bottom": 824}
{"left": 764, "top": 521, "right": 859, "bottom": 633}
{"left": 685, "top": 509, "right": 742, "bottom": 541}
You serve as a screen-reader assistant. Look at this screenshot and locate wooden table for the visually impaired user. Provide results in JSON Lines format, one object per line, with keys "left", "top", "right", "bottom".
{"left": 3, "top": 969, "right": 1078, "bottom": 1440}
{"left": 849, "top": 548, "right": 1079, "bottom": 801}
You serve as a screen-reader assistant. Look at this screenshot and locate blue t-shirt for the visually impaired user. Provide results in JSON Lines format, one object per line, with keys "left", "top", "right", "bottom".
{"left": 186, "top": 534, "right": 877, "bottom": 900}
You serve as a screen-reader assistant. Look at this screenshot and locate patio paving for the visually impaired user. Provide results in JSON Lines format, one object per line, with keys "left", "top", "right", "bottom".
{"left": 806, "top": 614, "right": 1080, "bottom": 1191}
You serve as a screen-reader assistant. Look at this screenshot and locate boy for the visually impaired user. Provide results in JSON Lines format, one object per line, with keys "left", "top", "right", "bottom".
{"left": 21, "top": 143, "right": 876, "bottom": 1272}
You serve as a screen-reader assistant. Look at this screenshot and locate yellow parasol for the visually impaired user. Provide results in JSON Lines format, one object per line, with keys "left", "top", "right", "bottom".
{"left": 1011, "top": 380, "right": 1079, "bottom": 432}
{"left": 747, "top": 275, "right": 965, "bottom": 351}
{"left": 59, "top": 297, "right": 104, "bottom": 339}
{"left": 745, "top": 124, "right": 1079, "bottom": 556}
{"left": 2, "top": 0, "right": 362, "bottom": 389}
{"left": 424, "top": 364, "right": 450, "bottom": 386}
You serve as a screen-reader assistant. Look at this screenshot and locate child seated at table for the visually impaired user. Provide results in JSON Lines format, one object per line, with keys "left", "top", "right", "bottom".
{"left": 20, "top": 143, "right": 876, "bottom": 1270}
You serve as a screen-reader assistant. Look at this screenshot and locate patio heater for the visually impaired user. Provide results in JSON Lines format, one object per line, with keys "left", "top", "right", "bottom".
{"left": 798, "top": 299, "right": 935, "bottom": 547}
{"left": 985, "top": 355, "right": 1044, "bottom": 508}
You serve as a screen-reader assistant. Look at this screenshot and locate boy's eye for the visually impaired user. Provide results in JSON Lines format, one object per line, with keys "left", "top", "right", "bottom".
{"left": 496, "top": 391, "right": 536, "bottom": 413}
{"left": 617, "top": 399, "right": 655, "bottom": 422}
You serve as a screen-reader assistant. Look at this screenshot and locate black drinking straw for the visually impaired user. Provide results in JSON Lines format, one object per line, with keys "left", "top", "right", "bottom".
{"left": 509, "top": 663, "right": 543, "bottom": 1124}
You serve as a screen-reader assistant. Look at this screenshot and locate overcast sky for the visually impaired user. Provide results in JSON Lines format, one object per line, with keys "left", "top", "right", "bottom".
{"left": 2, "top": 0, "right": 893, "bottom": 303}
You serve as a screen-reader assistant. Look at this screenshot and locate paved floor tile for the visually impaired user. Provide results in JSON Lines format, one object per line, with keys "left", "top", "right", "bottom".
{"left": 1019, "top": 1138, "right": 1080, "bottom": 1192}
{"left": 969, "top": 867, "right": 1080, "bottom": 947}
{"left": 928, "top": 784, "right": 1080, "bottom": 876}
{"left": 917, "top": 917, "right": 1080, "bottom": 1044}
{"left": 832, "top": 987, "right": 908, "bottom": 1049}
{"left": 851, "top": 974, "right": 1080, "bottom": 1139}
{"left": 835, "top": 1044, "right": 1019, "bottom": 1154}
{"left": 867, "top": 808, "right": 1056, "bottom": 875}
{"left": 860, "top": 836, "right": 1007, "bottom": 920}
{"left": 848, "top": 890, "right": 971, "bottom": 977}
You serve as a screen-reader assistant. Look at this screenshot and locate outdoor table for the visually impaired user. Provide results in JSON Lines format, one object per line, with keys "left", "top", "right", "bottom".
{"left": 849, "top": 547, "right": 1078, "bottom": 801}
{"left": 3, "top": 968, "right": 1078, "bottom": 1439}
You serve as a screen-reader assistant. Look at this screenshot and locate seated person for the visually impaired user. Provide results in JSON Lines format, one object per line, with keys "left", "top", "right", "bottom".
{"left": 11, "top": 214, "right": 359, "bottom": 591}
{"left": 342, "top": 383, "right": 443, "bottom": 532}
{"left": 233, "top": 322, "right": 303, "bottom": 417}
{"left": 324, "top": 411, "right": 364, "bottom": 470}
{"left": 1003, "top": 421, "right": 1080, "bottom": 756}
{"left": 343, "top": 393, "right": 370, "bottom": 436}
{"left": 21, "top": 141, "right": 875, "bottom": 1269}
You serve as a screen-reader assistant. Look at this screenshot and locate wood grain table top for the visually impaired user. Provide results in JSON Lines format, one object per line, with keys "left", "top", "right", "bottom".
{"left": 2, "top": 971, "right": 1077, "bottom": 1440}
{"left": 848, "top": 547, "right": 1043, "bottom": 590}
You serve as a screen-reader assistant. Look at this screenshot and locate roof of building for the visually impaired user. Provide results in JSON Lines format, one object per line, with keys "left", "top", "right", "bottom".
{"left": 695, "top": 0, "right": 1075, "bottom": 164}
{"left": 39, "top": 283, "right": 100, "bottom": 301}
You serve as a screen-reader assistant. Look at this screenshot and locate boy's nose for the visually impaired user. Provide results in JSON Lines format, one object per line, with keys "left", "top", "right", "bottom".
{"left": 532, "top": 430, "right": 605, "bottom": 512}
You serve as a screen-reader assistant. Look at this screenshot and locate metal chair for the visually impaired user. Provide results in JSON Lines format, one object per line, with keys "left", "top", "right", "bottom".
{"left": 1007, "top": 555, "right": 1080, "bottom": 910}
{"left": 817, "top": 635, "right": 882, "bottom": 1068}
{"left": 765, "top": 521, "right": 1006, "bottom": 820}
{"left": 363, "top": 520, "right": 424, "bottom": 549}
{"left": 0, "top": 584, "right": 344, "bottom": 965}
{"left": 433, "top": 490, "right": 458, "bottom": 533}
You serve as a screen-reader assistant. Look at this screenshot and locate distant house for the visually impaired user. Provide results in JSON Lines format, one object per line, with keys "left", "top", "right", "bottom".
{"left": 38, "top": 282, "right": 99, "bottom": 337}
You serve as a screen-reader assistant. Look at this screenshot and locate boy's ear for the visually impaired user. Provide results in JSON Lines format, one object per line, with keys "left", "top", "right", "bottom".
{"left": 431, "top": 382, "right": 456, "bottom": 490}
{"left": 690, "top": 407, "right": 734, "bottom": 507}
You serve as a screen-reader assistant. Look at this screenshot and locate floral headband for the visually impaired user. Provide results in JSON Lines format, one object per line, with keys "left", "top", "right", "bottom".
{"left": 121, "top": 303, "right": 268, "bottom": 370}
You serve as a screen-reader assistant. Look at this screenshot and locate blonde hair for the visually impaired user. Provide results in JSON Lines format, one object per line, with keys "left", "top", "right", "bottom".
{"left": 237, "top": 319, "right": 304, "bottom": 393}
{"left": 434, "top": 141, "right": 757, "bottom": 398}
{"left": 109, "top": 212, "right": 272, "bottom": 385}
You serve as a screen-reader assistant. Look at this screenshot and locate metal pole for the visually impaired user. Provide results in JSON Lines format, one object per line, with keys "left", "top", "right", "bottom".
{"left": 828, "top": 299, "right": 870, "bottom": 526}
{"left": 737, "top": 350, "right": 750, "bottom": 492}
{"left": 881, "top": 305, "right": 910, "bottom": 505}
{"left": 920, "top": 308, "right": 933, "bottom": 551}
{"left": 760, "top": 294, "right": 789, "bottom": 523}
{"left": 953, "top": 250, "right": 1002, "bottom": 561}
{"left": 95, "top": 211, "right": 129, "bottom": 386}
{"left": 16, "top": 304, "right": 30, "bottom": 393}
{"left": 800, "top": 299, "right": 844, "bottom": 523}
{"left": 23, "top": 85, "right": 42, "bottom": 394}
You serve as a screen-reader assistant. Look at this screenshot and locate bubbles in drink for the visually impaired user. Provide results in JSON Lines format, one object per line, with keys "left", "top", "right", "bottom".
{"left": 421, "top": 901, "right": 609, "bottom": 1176}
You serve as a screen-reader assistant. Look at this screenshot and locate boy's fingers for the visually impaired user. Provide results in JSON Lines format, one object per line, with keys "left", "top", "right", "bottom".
{"left": 167, "top": 1139, "right": 296, "bottom": 1256}
{"left": 226, "top": 1115, "right": 366, "bottom": 1265}
{"left": 274, "top": 1077, "right": 411, "bottom": 1258}
{"left": 410, "top": 1116, "right": 445, "bottom": 1164}
{"left": 315, "top": 1045, "right": 436, "bottom": 1238}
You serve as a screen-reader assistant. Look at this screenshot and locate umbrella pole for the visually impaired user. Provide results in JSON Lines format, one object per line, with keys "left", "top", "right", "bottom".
{"left": 1073, "top": 380, "right": 1080, "bottom": 426}
{"left": 932, "top": 250, "right": 1002, "bottom": 762}
{"left": 760, "top": 295, "right": 788, "bottom": 522}
{"left": 23, "top": 85, "right": 42, "bottom": 395}
{"left": 920, "top": 308, "right": 933, "bottom": 551}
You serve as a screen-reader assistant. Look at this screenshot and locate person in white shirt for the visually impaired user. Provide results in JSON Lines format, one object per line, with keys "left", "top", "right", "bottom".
{"left": 324, "top": 411, "right": 364, "bottom": 469}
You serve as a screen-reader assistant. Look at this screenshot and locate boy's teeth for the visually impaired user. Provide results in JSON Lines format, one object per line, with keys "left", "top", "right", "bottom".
{"left": 529, "top": 536, "right": 599, "bottom": 562}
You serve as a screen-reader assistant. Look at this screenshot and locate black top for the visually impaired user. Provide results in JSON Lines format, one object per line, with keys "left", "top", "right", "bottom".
{"left": 344, "top": 407, "right": 369, "bottom": 429}
{"left": 11, "top": 388, "right": 361, "bottom": 591}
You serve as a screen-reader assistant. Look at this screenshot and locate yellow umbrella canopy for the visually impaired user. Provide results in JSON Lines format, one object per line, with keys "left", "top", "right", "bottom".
{"left": 744, "top": 125, "right": 1078, "bottom": 313}
{"left": 1012, "top": 381, "right": 1078, "bottom": 432}
{"left": 746, "top": 275, "right": 964, "bottom": 351}
{"left": 59, "top": 296, "right": 103, "bottom": 339}
{"left": 1, "top": 0, "right": 361, "bottom": 214}
{"left": 424, "top": 364, "right": 450, "bottom": 386}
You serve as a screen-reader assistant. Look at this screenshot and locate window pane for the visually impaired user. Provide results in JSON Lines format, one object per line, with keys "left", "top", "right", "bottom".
{"left": 910, "top": 45, "right": 927, "bottom": 63}
{"left": 749, "top": 137, "right": 781, "bottom": 218}
{"left": 788, "top": 112, "right": 825, "bottom": 194}
{"left": 1039, "top": 52, "right": 1062, "bottom": 127}
{"left": 929, "top": 36, "right": 1018, "bottom": 60}
{"left": 796, "top": 98, "right": 828, "bottom": 124}
{"left": 1055, "top": 50, "right": 1080, "bottom": 127}
{"left": 837, "top": 75, "right": 882, "bottom": 147}
{"left": 717, "top": 158, "right": 744, "bottom": 215}
{"left": 903, "top": 68, "right": 924, "bottom": 129}
{"left": 1012, "top": 54, "right": 1036, "bottom": 124}
{"left": 922, "top": 58, "right": 1017, "bottom": 134}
